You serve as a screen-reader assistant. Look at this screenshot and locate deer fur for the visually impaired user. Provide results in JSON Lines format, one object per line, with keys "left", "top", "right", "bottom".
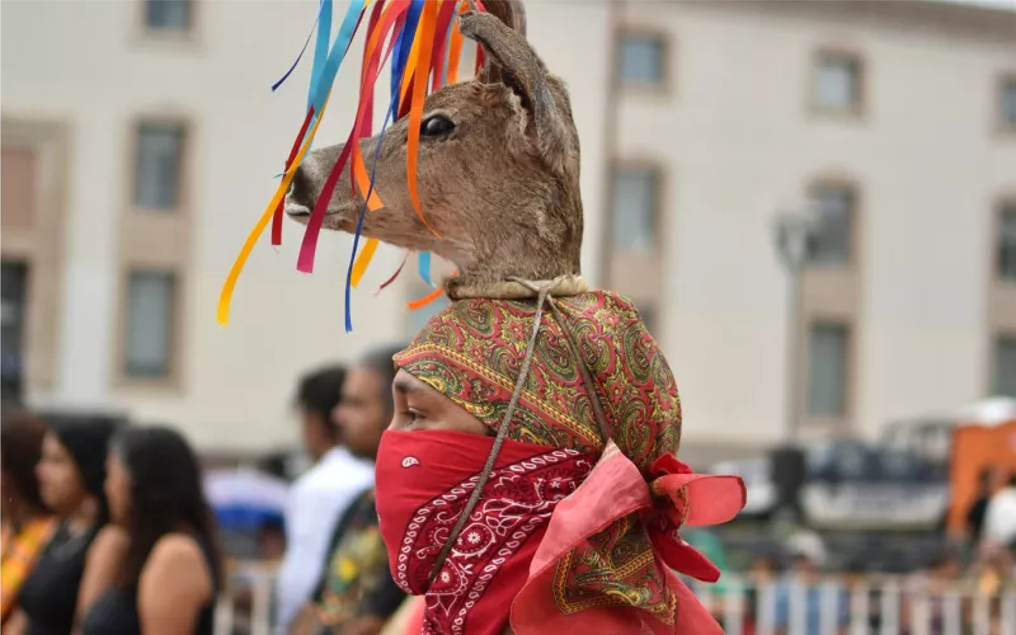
{"left": 285, "top": 2, "right": 583, "bottom": 298}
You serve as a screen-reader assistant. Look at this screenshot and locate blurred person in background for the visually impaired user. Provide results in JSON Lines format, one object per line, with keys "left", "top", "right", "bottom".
{"left": 294, "top": 345, "right": 406, "bottom": 635}
{"left": 0, "top": 411, "right": 55, "bottom": 628}
{"left": 772, "top": 531, "right": 849, "bottom": 635}
{"left": 902, "top": 545, "right": 963, "bottom": 635}
{"left": 6, "top": 415, "right": 122, "bottom": 635}
{"left": 257, "top": 516, "right": 287, "bottom": 563}
{"left": 742, "top": 549, "right": 781, "bottom": 635}
{"left": 81, "top": 426, "right": 222, "bottom": 635}
{"left": 966, "top": 467, "right": 1000, "bottom": 546}
{"left": 275, "top": 366, "right": 375, "bottom": 635}
{"left": 968, "top": 542, "right": 1013, "bottom": 635}
{"left": 982, "top": 472, "right": 1016, "bottom": 550}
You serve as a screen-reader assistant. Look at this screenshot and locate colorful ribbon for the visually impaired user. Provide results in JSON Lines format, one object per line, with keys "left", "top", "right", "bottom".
{"left": 271, "top": 0, "right": 324, "bottom": 93}
{"left": 220, "top": 0, "right": 492, "bottom": 326}
{"left": 216, "top": 96, "right": 330, "bottom": 326}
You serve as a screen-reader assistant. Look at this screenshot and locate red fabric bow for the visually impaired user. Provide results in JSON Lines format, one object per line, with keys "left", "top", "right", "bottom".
{"left": 645, "top": 452, "right": 746, "bottom": 583}
{"left": 510, "top": 442, "right": 746, "bottom": 635}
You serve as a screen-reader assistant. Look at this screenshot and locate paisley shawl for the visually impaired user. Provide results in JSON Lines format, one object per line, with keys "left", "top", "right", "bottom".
{"left": 393, "top": 291, "right": 746, "bottom": 633}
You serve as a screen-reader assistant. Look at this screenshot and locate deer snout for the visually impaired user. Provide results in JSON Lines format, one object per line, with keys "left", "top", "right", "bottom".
{"left": 283, "top": 163, "right": 319, "bottom": 219}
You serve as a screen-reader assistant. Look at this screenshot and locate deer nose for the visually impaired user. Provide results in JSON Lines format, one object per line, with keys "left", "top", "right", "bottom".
{"left": 284, "top": 164, "right": 315, "bottom": 217}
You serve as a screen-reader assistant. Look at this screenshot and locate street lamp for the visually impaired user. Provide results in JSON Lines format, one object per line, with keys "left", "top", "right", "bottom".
{"left": 773, "top": 209, "right": 819, "bottom": 445}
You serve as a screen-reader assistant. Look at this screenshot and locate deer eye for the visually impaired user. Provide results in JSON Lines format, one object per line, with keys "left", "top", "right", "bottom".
{"left": 421, "top": 115, "right": 455, "bottom": 137}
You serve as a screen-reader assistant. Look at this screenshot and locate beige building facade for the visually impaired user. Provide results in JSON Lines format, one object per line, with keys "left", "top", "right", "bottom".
{"left": 2, "top": 0, "right": 1014, "bottom": 458}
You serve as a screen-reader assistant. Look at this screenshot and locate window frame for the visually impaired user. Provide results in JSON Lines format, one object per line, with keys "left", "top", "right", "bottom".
{"left": 806, "top": 179, "right": 860, "bottom": 268}
{"left": 809, "top": 47, "right": 867, "bottom": 118}
{"left": 116, "top": 267, "right": 183, "bottom": 388}
{"left": 141, "top": 0, "right": 196, "bottom": 36}
{"left": 131, "top": 119, "right": 189, "bottom": 214}
{"left": 1, "top": 260, "right": 31, "bottom": 403}
{"left": 615, "top": 26, "right": 672, "bottom": 93}
{"left": 992, "top": 333, "right": 1016, "bottom": 397}
{"left": 996, "top": 199, "right": 1016, "bottom": 283}
{"left": 804, "top": 320, "right": 853, "bottom": 422}
{"left": 997, "top": 71, "right": 1016, "bottom": 135}
{"left": 609, "top": 160, "right": 665, "bottom": 255}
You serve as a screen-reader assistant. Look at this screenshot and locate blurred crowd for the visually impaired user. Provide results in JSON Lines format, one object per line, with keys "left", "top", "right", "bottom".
{"left": 3, "top": 343, "right": 1015, "bottom": 635}
{"left": 0, "top": 342, "right": 417, "bottom": 635}
{"left": 0, "top": 410, "right": 221, "bottom": 635}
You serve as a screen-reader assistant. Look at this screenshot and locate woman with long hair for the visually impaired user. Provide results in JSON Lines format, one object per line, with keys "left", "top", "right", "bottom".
{"left": 0, "top": 410, "right": 55, "bottom": 628}
{"left": 7, "top": 414, "right": 124, "bottom": 635}
{"left": 81, "top": 426, "right": 222, "bottom": 635}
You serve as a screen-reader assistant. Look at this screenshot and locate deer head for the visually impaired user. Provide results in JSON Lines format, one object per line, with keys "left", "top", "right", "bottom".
{"left": 285, "top": 1, "right": 582, "bottom": 295}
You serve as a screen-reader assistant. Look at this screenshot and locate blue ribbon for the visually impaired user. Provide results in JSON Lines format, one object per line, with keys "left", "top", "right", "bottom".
{"left": 344, "top": 97, "right": 398, "bottom": 333}
{"left": 297, "top": 0, "right": 367, "bottom": 158}
{"left": 391, "top": 0, "right": 424, "bottom": 114}
{"left": 418, "top": 251, "right": 434, "bottom": 287}
{"left": 271, "top": 1, "right": 326, "bottom": 93}
{"left": 310, "top": 0, "right": 367, "bottom": 114}
{"left": 307, "top": 0, "right": 332, "bottom": 110}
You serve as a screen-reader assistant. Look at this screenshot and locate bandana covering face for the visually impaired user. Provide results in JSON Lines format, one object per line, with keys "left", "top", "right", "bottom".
{"left": 376, "top": 430, "right": 595, "bottom": 635}
{"left": 388, "top": 290, "right": 746, "bottom": 634}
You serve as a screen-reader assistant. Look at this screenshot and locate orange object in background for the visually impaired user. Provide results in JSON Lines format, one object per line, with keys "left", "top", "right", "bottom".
{"left": 947, "top": 419, "right": 1016, "bottom": 537}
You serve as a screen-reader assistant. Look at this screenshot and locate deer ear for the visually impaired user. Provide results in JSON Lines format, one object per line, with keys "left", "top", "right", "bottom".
{"left": 458, "top": 10, "right": 569, "bottom": 173}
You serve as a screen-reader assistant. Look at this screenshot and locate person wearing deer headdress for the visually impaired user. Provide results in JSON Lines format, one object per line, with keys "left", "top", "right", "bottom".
{"left": 223, "top": 1, "right": 746, "bottom": 633}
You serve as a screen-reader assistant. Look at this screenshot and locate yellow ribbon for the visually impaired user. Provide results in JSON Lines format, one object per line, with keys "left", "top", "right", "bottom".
{"left": 217, "top": 94, "right": 332, "bottom": 325}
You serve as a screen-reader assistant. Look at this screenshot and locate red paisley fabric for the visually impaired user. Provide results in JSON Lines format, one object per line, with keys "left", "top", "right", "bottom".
{"left": 393, "top": 290, "right": 746, "bottom": 633}
{"left": 376, "top": 430, "right": 596, "bottom": 635}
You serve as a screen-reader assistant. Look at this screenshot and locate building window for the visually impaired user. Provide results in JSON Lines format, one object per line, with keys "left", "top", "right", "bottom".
{"left": 124, "top": 270, "right": 176, "bottom": 379}
{"left": 1, "top": 261, "right": 29, "bottom": 404}
{"left": 612, "top": 166, "right": 659, "bottom": 253}
{"left": 618, "top": 32, "right": 665, "bottom": 87}
{"left": 145, "top": 0, "right": 192, "bottom": 32}
{"left": 806, "top": 322, "right": 850, "bottom": 419}
{"left": 813, "top": 51, "right": 862, "bottom": 112}
{"left": 997, "top": 204, "right": 1016, "bottom": 282}
{"left": 1001, "top": 75, "right": 1016, "bottom": 131}
{"left": 993, "top": 336, "right": 1016, "bottom": 397}
{"left": 807, "top": 184, "right": 856, "bottom": 266}
{"left": 134, "top": 122, "right": 185, "bottom": 211}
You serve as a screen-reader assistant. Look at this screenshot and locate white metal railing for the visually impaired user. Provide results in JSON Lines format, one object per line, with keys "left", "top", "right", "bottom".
{"left": 214, "top": 563, "right": 1016, "bottom": 635}
{"left": 216, "top": 561, "right": 277, "bottom": 635}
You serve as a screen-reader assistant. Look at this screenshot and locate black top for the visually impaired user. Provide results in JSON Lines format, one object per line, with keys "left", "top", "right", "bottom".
{"left": 19, "top": 522, "right": 101, "bottom": 635}
{"left": 80, "top": 536, "right": 220, "bottom": 635}
{"left": 312, "top": 487, "right": 405, "bottom": 632}
{"left": 966, "top": 496, "right": 990, "bottom": 541}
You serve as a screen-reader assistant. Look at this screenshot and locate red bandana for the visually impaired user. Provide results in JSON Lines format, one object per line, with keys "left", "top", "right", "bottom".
{"left": 376, "top": 430, "right": 595, "bottom": 635}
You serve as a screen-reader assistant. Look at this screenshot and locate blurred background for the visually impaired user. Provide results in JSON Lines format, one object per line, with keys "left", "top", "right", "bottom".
{"left": 2, "top": 0, "right": 1016, "bottom": 633}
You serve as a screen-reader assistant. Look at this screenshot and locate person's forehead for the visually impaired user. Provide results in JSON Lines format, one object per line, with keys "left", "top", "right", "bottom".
{"left": 393, "top": 368, "right": 432, "bottom": 395}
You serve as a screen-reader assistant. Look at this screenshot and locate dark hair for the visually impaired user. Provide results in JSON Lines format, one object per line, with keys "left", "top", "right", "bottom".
{"left": 43, "top": 413, "right": 124, "bottom": 523}
{"left": 295, "top": 365, "right": 347, "bottom": 439}
{"left": 258, "top": 514, "right": 285, "bottom": 536}
{"left": 0, "top": 410, "right": 51, "bottom": 514}
{"left": 359, "top": 344, "right": 405, "bottom": 415}
{"left": 256, "top": 453, "right": 290, "bottom": 482}
{"left": 980, "top": 466, "right": 996, "bottom": 489}
{"left": 110, "top": 426, "right": 221, "bottom": 589}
